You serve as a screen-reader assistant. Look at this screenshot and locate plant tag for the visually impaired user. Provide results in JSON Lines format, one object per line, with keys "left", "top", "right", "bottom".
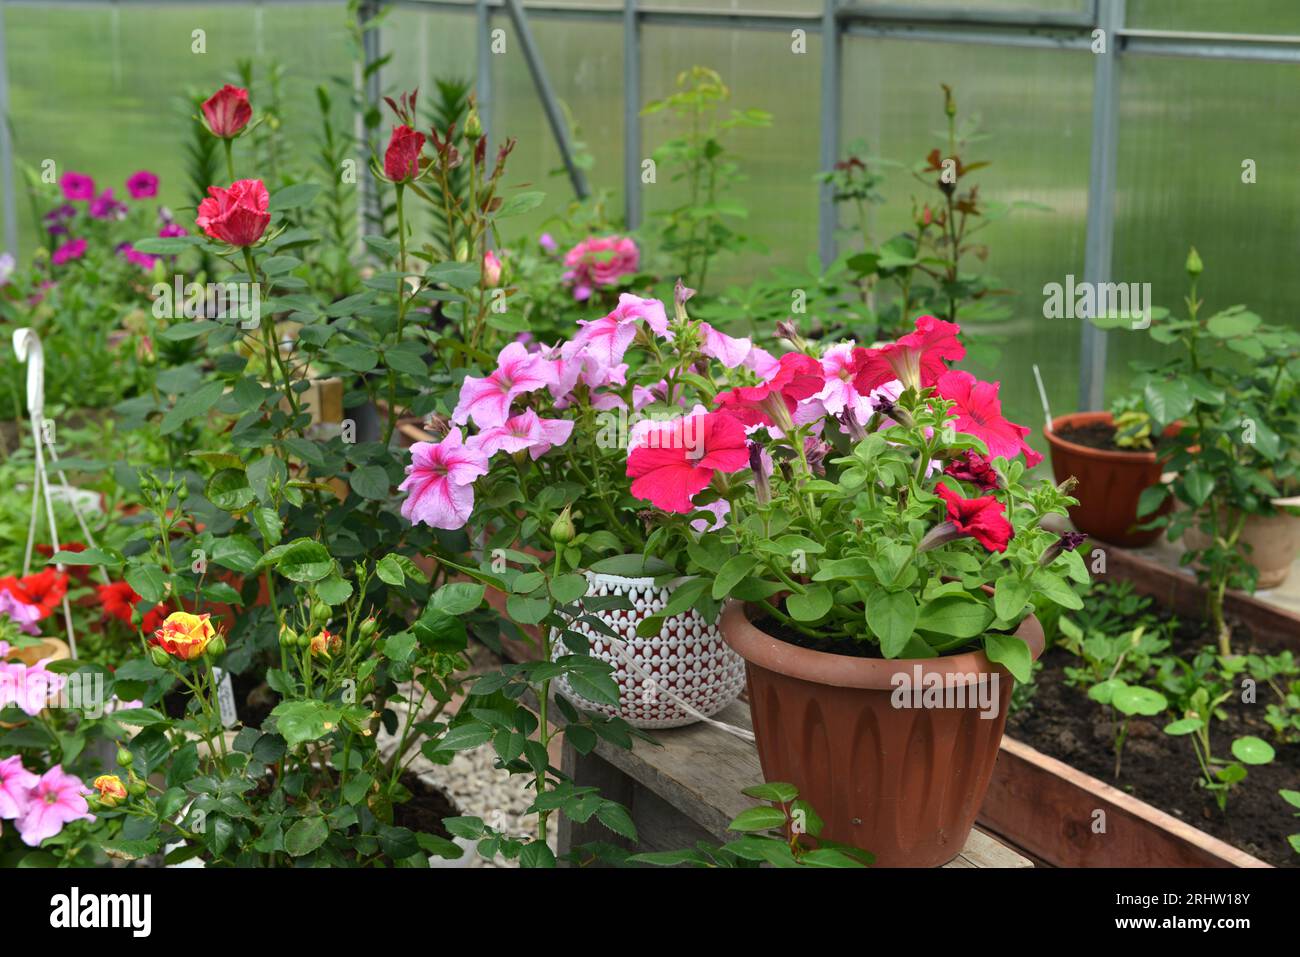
{"left": 212, "top": 667, "right": 238, "bottom": 728}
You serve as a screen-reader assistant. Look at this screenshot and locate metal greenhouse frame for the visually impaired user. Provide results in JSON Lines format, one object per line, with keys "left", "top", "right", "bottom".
{"left": 4, "top": 0, "right": 1300, "bottom": 410}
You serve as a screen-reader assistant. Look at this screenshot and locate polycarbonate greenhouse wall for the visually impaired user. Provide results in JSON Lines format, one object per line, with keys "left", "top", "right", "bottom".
{"left": 2, "top": 0, "right": 1298, "bottom": 437}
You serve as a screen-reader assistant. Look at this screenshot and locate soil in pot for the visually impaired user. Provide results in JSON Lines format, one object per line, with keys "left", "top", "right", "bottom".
{"left": 1056, "top": 420, "right": 1172, "bottom": 455}
{"left": 1008, "top": 612, "right": 1299, "bottom": 868}
{"left": 392, "top": 772, "right": 457, "bottom": 841}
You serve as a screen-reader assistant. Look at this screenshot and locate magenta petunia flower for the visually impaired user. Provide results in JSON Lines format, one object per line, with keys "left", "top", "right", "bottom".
{"left": 851, "top": 314, "right": 964, "bottom": 394}
{"left": 626, "top": 411, "right": 750, "bottom": 514}
{"left": 0, "top": 755, "right": 38, "bottom": 821}
{"left": 451, "top": 341, "right": 554, "bottom": 429}
{"left": 60, "top": 172, "right": 95, "bottom": 202}
{"left": 51, "top": 237, "right": 87, "bottom": 266}
{"left": 158, "top": 223, "right": 188, "bottom": 239}
{"left": 714, "top": 352, "right": 825, "bottom": 430}
{"left": 935, "top": 369, "right": 1043, "bottom": 467}
{"left": 398, "top": 429, "right": 490, "bottom": 530}
{"left": 117, "top": 243, "right": 158, "bottom": 271}
{"left": 15, "top": 765, "right": 94, "bottom": 847}
{"left": 126, "top": 170, "right": 159, "bottom": 199}
{"left": 468, "top": 409, "right": 574, "bottom": 460}
{"left": 89, "top": 189, "right": 129, "bottom": 221}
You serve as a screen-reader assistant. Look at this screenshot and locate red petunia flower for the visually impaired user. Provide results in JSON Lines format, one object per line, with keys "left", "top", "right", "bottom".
{"left": 96, "top": 582, "right": 139, "bottom": 626}
{"left": 850, "top": 315, "right": 964, "bottom": 394}
{"left": 935, "top": 369, "right": 1043, "bottom": 467}
{"left": 627, "top": 412, "right": 749, "bottom": 514}
{"left": 0, "top": 569, "right": 69, "bottom": 619}
{"left": 714, "top": 352, "right": 824, "bottom": 430}
{"left": 943, "top": 450, "right": 1001, "bottom": 491}
{"left": 934, "top": 482, "right": 1013, "bottom": 553}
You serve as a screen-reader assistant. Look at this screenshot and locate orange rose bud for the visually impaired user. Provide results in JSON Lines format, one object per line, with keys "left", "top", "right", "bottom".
{"left": 93, "top": 774, "right": 128, "bottom": 807}
{"left": 308, "top": 629, "right": 341, "bottom": 658}
{"left": 149, "top": 611, "right": 218, "bottom": 661}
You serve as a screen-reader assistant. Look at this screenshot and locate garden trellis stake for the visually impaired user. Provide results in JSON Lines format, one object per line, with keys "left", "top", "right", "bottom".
{"left": 12, "top": 328, "right": 111, "bottom": 657}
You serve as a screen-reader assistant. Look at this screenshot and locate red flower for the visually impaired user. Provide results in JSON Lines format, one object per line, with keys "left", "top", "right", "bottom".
{"left": 196, "top": 179, "right": 270, "bottom": 247}
{"left": 384, "top": 125, "right": 426, "bottom": 182}
{"left": 201, "top": 84, "right": 252, "bottom": 138}
{"left": 714, "top": 352, "right": 824, "bottom": 429}
{"left": 943, "top": 450, "right": 1000, "bottom": 491}
{"left": 627, "top": 412, "right": 749, "bottom": 513}
{"left": 851, "top": 315, "right": 964, "bottom": 393}
{"left": 935, "top": 369, "right": 1043, "bottom": 467}
{"left": 0, "top": 569, "right": 69, "bottom": 619}
{"left": 96, "top": 582, "right": 139, "bottom": 626}
{"left": 935, "top": 482, "right": 1013, "bottom": 553}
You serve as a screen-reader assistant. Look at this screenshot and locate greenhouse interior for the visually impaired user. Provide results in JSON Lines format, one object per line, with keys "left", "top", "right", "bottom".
{"left": 0, "top": 0, "right": 1297, "bottom": 906}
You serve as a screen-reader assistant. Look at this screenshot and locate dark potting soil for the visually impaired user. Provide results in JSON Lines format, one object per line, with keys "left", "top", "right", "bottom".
{"left": 1008, "top": 613, "right": 1300, "bottom": 868}
{"left": 1057, "top": 421, "right": 1172, "bottom": 455}
{"left": 763, "top": 616, "right": 983, "bottom": 659}
{"left": 393, "top": 772, "right": 458, "bottom": 841}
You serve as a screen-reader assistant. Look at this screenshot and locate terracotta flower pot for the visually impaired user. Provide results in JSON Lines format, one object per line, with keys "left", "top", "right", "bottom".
{"left": 1044, "top": 411, "right": 1174, "bottom": 547}
{"left": 1183, "top": 508, "right": 1300, "bottom": 590}
{"left": 720, "top": 602, "right": 1044, "bottom": 868}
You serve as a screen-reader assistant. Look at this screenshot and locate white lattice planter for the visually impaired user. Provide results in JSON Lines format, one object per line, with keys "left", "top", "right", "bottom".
{"left": 552, "top": 571, "right": 745, "bottom": 729}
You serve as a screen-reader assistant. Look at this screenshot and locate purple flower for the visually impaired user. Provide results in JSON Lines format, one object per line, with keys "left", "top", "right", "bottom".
{"left": 0, "top": 252, "right": 14, "bottom": 286}
{"left": 126, "top": 170, "right": 159, "bottom": 199}
{"left": 88, "top": 189, "right": 128, "bottom": 221}
{"left": 158, "top": 223, "right": 188, "bottom": 239}
{"left": 51, "top": 237, "right": 87, "bottom": 266}
{"left": 60, "top": 172, "right": 95, "bottom": 202}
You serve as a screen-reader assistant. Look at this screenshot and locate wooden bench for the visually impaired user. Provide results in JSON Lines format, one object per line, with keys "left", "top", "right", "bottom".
{"left": 557, "top": 698, "right": 1033, "bottom": 868}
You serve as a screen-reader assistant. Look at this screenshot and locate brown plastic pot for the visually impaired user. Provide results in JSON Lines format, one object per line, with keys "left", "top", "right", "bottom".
{"left": 720, "top": 602, "right": 1044, "bottom": 867}
{"left": 1183, "top": 507, "right": 1300, "bottom": 590}
{"left": 1044, "top": 411, "right": 1173, "bottom": 547}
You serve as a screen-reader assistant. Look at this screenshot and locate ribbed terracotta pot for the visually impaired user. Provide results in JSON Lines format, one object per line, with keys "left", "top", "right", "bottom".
{"left": 1045, "top": 411, "right": 1173, "bottom": 547}
{"left": 721, "top": 602, "right": 1044, "bottom": 868}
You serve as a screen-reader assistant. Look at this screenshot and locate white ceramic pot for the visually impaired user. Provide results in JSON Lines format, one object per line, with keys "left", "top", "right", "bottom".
{"left": 551, "top": 571, "right": 745, "bottom": 729}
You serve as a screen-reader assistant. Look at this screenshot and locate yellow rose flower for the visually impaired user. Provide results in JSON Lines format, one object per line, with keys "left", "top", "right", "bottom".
{"left": 93, "top": 774, "right": 128, "bottom": 807}
{"left": 149, "top": 611, "right": 218, "bottom": 661}
{"left": 308, "top": 629, "right": 340, "bottom": 658}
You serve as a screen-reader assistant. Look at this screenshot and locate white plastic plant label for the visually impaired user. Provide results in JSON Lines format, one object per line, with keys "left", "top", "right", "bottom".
{"left": 212, "top": 666, "right": 238, "bottom": 728}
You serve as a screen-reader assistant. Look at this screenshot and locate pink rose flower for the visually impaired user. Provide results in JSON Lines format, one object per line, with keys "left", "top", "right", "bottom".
{"left": 202, "top": 84, "right": 252, "bottom": 138}
{"left": 196, "top": 179, "right": 271, "bottom": 247}
{"left": 562, "top": 236, "right": 639, "bottom": 301}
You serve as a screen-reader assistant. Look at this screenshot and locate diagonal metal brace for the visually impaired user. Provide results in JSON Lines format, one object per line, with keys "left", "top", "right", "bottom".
{"left": 501, "top": 0, "right": 590, "bottom": 200}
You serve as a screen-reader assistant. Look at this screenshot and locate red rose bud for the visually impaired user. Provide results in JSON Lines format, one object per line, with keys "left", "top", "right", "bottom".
{"left": 384, "top": 125, "right": 425, "bottom": 182}
{"left": 482, "top": 249, "right": 503, "bottom": 288}
{"left": 195, "top": 179, "right": 270, "bottom": 247}
{"left": 201, "top": 84, "right": 252, "bottom": 138}
{"left": 93, "top": 775, "right": 128, "bottom": 808}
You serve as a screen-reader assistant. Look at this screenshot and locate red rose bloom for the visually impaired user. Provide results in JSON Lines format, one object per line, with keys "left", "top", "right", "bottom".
{"left": 196, "top": 179, "right": 270, "bottom": 247}
{"left": 383, "top": 125, "right": 425, "bottom": 182}
{"left": 201, "top": 84, "right": 252, "bottom": 138}
{"left": 714, "top": 352, "right": 824, "bottom": 429}
{"left": 934, "top": 482, "right": 1013, "bottom": 553}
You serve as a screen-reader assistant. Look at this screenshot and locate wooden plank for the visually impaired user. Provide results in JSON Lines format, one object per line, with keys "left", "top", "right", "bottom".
{"left": 980, "top": 736, "right": 1271, "bottom": 868}
{"left": 569, "top": 697, "right": 1030, "bottom": 867}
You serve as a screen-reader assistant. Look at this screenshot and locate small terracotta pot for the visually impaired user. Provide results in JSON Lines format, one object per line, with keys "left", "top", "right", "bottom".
{"left": 721, "top": 602, "right": 1043, "bottom": 868}
{"left": 1183, "top": 508, "right": 1300, "bottom": 590}
{"left": 1044, "top": 411, "right": 1174, "bottom": 547}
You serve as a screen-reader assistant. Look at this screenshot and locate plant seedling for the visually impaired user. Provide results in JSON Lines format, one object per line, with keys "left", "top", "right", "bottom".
{"left": 1087, "top": 678, "right": 1168, "bottom": 779}
{"left": 1164, "top": 683, "right": 1276, "bottom": 811}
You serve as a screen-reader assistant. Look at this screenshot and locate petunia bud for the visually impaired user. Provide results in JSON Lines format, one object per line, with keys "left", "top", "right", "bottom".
{"left": 749, "top": 442, "right": 770, "bottom": 506}
{"left": 673, "top": 278, "right": 695, "bottom": 323}
{"left": 1039, "top": 530, "right": 1088, "bottom": 567}
{"left": 1185, "top": 246, "right": 1203, "bottom": 279}
{"left": 550, "top": 505, "right": 577, "bottom": 545}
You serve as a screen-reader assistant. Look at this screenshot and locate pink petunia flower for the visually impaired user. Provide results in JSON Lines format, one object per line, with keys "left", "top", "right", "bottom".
{"left": 699, "top": 323, "right": 752, "bottom": 368}
{"left": 89, "top": 189, "right": 128, "bottom": 221}
{"left": 0, "top": 590, "right": 42, "bottom": 635}
{"left": 743, "top": 346, "right": 781, "bottom": 378}
{"left": 60, "top": 172, "right": 95, "bottom": 202}
{"left": 51, "top": 237, "right": 87, "bottom": 266}
{"left": 117, "top": 243, "right": 157, "bottom": 271}
{"left": 851, "top": 315, "right": 965, "bottom": 393}
{"left": 468, "top": 409, "right": 574, "bottom": 460}
{"left": 538, "top": 233, "right": 557, "bottom": 254}
{"left": 126, "top": 170, "right": 159, "bottom": 199}
{"left": 159, "top": 223, "right": 188, "bottom": 239}
{"left": 935, "top": 369, "right": 1043, "bottom": 467}
{"left": 0, "top": 755, "right": 38, "bottom": 821}
{"left": 15, "top": 765, "right": 94, "bottom": 847}
{"left": 689, "top": 498, "right": 731, "bottom": 534}
{"left": 452, "top": 341, "right": 554, "bottom": 429}
{"left": 626, "top": 411, "right": 749, "bottom": 514}
{"left": 398, "top": 429, "right": 490, "bottom": 530}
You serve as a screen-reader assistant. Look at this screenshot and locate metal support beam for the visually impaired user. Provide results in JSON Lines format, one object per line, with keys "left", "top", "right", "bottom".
{"left": 1079, "top": 0, "right": 1124, "bottom": 411}
{"left": 475, "top": 0, "right": 491, "bottom": 146}
{"left": 817, "top": 0, "right": 841, "bottom": 267}
{"left": 357, "top": 0, "right": 383, "bottom": 242}
{"left": 0, "top": 1, "right": 16, "bottom": 258}
{"left": 622, "top": 0, "right": 641, "bottom": 229}
{"left": 501, "top": 0, "right": 589, "bottom": 200}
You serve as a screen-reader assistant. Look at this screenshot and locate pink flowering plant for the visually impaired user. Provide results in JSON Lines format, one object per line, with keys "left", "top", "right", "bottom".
{"left": 619, "top": 314, "right": 1090, "bottom": 680}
